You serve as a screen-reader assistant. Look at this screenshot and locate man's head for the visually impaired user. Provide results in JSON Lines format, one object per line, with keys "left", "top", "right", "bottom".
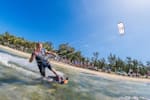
{"left": 36, "top": 42, "right": 43, "bottom": 49}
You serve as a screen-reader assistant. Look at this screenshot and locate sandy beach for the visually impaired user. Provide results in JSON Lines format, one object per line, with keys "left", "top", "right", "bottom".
{"left": 0, "top": 44, "right": 150, "bottom": 83}
{"left": 0, "top": 45, "right": 31, "bottom": 58}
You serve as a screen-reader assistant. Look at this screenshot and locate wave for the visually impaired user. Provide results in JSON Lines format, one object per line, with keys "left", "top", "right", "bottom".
{"left": 119, "top": 96, "right": 150, "bottom": 100}
{"left": 0, "top": 52, "right": 39, "bottom": 78}
{"left": 0, "top": 51, "right": 64, "bottom": 78}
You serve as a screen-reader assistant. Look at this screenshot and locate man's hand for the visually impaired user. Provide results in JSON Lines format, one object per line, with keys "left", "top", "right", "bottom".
{"left": 53, "top": 52, "right": 58, "bottom": 57}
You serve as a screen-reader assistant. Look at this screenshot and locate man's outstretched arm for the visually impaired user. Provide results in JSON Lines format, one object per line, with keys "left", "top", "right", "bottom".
{"left": 46, "top": 50, "right": 57, "bottom": 57}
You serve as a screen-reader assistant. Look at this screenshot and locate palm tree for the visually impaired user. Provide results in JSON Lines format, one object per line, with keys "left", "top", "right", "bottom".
{"left": 125, "top": 57, "right": 133, "bottom": 73}
{"left": 84, "top": 57, "right": 90, "bottom": 68}
{"left": 108, "top": 53, "right": 116, "bottom": 72}
{"left": 97, "top": 58, "right": 106, "bottom": 69}
{"left": 93, "top": 52, "right": 99, "bottom": 61}
{"left": 3, "top": 32, "right": 11, "bottom": 45}
{"left": 66, "top": 47, "right": 75, "bottom": 60}
{"left": 43, "top": 41, "right": 53, "bottom": 51}
{"left": 146, "top": 61, "right": 150, "bottom": 67}
{"left": 139, "top": 67, "right": 147, "bottom": 76}
{"left": 74, "top": 51, "right": 82, "bottom": 66}
{"left": 57, "top": 43, "right": 80, "bottom": 64}
{"left": 91, "top": 52, "right": 99, "bottom": 68}
{"left": 80, "top": 57, "right": 86, "bottom": 67}
{"left": 146, "top": 61, "right": 150, "bottom": 73}
{"left": 0, "top": 34, "right": 4, "bottom": 44}
{"left": 9, "top": 35, "right": 16, "bottom": 44}
{"left": 132, "top": 59, "right": 139, "bottom": 73}
{"left": 115, "top": 57, "right": 125, "bottom": 71}
{"left": 57, "top": 43, "right": 69, "bottom": 58}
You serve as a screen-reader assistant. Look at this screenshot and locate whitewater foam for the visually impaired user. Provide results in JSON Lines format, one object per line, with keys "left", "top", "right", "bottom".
{"left": 0, "top": 51, "right": 64, "bottom": 78}
{"left": 119, "top": 96, "right": 150, "bottom": 100}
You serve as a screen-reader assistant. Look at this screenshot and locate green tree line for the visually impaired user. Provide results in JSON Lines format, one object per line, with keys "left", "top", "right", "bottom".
{"left": 0, "top": 32, "right": 150, "bottom": 77}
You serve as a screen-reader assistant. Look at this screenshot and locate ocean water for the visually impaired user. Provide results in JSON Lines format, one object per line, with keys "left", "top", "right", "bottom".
{"left": 0, "top": 50, "right": 150, "bottom": 100}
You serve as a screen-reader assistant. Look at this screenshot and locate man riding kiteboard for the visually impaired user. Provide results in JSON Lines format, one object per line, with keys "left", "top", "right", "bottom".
{"left": 29, "top": 42, "right": 68, "bottom": 84}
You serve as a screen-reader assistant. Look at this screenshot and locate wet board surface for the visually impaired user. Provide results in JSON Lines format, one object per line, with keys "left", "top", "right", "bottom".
{"left": 45, "top": 76, "right": 69, "bottom": 84}
{"left": 46, "top": 76, "right": 58, "bottom": 82}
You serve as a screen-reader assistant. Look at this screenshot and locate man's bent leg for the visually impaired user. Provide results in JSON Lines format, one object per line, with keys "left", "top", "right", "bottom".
{"left": 47, "top": 64, "right": 58, "bottom": 77}
{"left": 38, "top": 64, "right": 46, "bottom": 77}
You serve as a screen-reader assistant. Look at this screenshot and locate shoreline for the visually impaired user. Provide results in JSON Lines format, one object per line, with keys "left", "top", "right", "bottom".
{"left": 0, "top": 45, "right": 30, "bottom": 58}
{"left": 0, "top": 44, "right": 150, "bottom": 83}
{"left": 51, "top": 61, "right": 150, "bottom": 83}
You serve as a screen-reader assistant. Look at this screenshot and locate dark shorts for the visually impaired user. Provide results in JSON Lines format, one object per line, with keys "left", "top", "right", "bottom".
{"left": 37, "top": 62, "right": 52, "bottom": 77}
{"left": 38, "top": 62, "right": 52, "bottom": 70}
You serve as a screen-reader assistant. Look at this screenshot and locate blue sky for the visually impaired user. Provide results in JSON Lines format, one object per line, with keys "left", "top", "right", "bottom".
{"left": 0, "top": 0, "right": 150, "bottom": 62}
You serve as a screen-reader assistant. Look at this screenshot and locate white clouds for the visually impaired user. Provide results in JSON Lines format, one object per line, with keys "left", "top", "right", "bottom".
{"left": 81, "top": 0, "right": 150, "bottom": 17}
{"left": 122, "top": 0, "right": 150, "bottom": 9}
{"left": 114, "top": 0, "right": 150, "bottom": 16}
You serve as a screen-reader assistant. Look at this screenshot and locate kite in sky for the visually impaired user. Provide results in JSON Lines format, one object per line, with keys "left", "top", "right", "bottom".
{"left": 118, "top": 22, "right": 125, "bottom": 35}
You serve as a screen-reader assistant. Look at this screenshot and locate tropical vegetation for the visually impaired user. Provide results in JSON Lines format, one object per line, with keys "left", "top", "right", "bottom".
{"left": 0, "top": 32, "right": 150, "bottom": 78}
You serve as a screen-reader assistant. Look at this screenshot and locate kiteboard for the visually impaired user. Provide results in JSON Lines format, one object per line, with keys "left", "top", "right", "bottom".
{"left": 44, "top": 76, "right": 69, "bottom": 84}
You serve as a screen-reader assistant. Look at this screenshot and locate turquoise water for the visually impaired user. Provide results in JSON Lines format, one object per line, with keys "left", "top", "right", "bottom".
{"left": 0, "top": 50, "right": 150, "bottom": 100}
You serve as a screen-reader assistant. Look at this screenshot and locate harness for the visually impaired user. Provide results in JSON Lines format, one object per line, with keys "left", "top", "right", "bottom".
{"left": 34, "top": 48, "right": 49, "bottom": 65}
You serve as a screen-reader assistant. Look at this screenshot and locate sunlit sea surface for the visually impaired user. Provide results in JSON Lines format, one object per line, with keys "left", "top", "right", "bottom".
{"left": 0, "top": 49, "right": 150, "bottom": 100}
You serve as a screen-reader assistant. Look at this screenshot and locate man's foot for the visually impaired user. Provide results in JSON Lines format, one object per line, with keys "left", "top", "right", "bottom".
{"left": 55, "top": 76, "right": 60, "bottom": 81}
{"left": 42, "top": 77, "right": 47, "bottom": 81}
